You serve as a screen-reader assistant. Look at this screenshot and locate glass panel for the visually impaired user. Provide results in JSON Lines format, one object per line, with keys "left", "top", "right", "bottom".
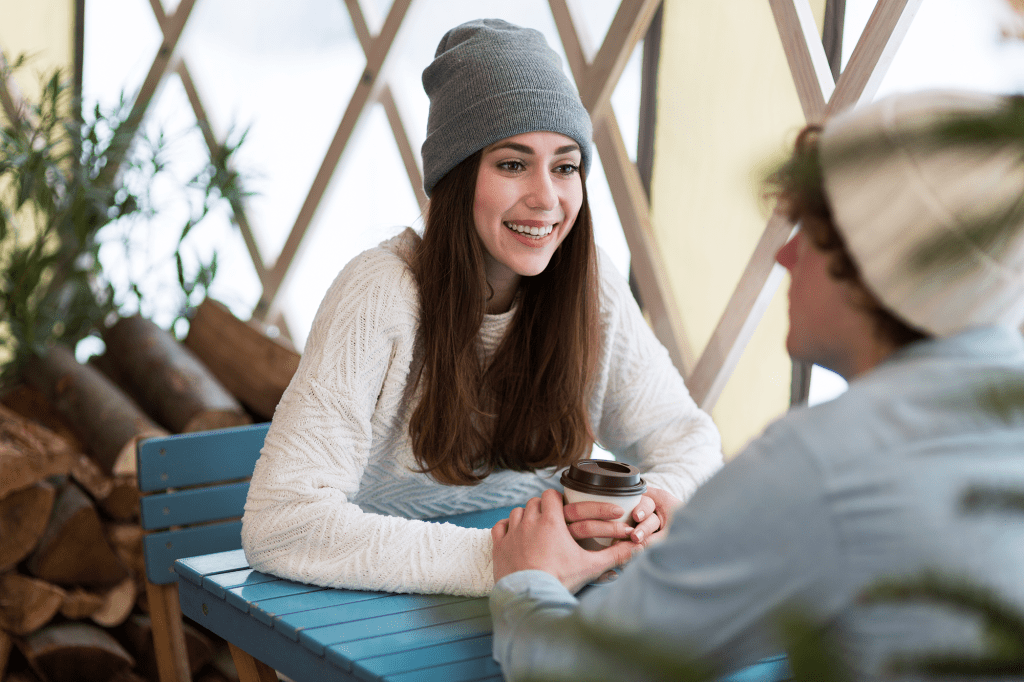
{"left": 278, "top": 104, "right": 420, "bottom": 348}
{"left": 875, "top": 0, "right": 1024, "bottom": 94}
{"left": 611, "top": 40, "right": 644, "bottom": 162}
{"left": 83, "top": 0, "right": 162, "bottom": 109}
{"left": 83, "top": 0, "right": 640, "bottom": 351}
{"left": 95, "top": 75, "right": 260, "bottom": 330}
{"left": 178, "top": 0, "right": 361, "bottom": 258}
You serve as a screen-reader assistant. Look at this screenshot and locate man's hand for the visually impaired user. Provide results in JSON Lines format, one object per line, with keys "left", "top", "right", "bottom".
{"left": 492, "top": 489, "right": 639, "bottom": 592}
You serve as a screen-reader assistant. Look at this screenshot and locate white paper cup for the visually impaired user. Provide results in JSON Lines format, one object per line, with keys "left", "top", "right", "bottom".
{"left": 560, "top": 459, "right": 647, "bottom": 550}
{"left": 562, "top": 488, "right": 644, "bottom": 548}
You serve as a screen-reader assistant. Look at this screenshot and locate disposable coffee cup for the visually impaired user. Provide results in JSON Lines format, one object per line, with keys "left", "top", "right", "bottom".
{"left": 561, "top": 459, "right": 647, "bottom": 550}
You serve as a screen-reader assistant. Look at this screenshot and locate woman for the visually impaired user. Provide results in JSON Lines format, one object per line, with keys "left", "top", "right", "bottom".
{"left": 241, "top": 18, "right": 722, "bottom": 597}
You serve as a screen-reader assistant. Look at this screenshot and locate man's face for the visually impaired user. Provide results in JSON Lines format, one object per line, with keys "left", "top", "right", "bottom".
{"left": 775, "top": 224, "right": 871, "bottom": 378}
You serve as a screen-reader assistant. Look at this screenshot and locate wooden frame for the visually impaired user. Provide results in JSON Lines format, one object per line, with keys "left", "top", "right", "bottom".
{"left": 75, "top": 0, "right": 924, "bottom": 410}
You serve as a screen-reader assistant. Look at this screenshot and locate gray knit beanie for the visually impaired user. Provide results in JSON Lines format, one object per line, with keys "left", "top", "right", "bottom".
{"left": 421, "top": 18, "right": 593, "bottom": 196}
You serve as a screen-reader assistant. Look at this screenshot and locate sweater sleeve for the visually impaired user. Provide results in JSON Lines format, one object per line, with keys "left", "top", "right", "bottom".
{"left": 591, "top": 252, "right": 724, "bottom": 501}
{"left": 240, "top": 242, "right": 494, "bottom": 596}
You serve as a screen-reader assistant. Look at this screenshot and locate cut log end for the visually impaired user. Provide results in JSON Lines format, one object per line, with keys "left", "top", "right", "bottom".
{"left": 19, "top": 622, "right": 135, "bottom": 682}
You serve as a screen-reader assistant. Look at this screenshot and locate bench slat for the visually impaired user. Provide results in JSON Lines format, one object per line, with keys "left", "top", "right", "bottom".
{"left": 143, "top": 522, "right": 244, "bottom": 584}
{"left": 140, "top": 481, "right": 249, "bottom": 530}
{"left": 137, "top": 423, "right": 269, "bottom": 491}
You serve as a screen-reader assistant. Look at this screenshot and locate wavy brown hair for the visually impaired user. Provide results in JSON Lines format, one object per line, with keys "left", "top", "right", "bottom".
{"left": 408, "top": 151, "right": 600, "bottom": 486}
{"left": 769, "top": 125, "right": 929, "bottom": 349}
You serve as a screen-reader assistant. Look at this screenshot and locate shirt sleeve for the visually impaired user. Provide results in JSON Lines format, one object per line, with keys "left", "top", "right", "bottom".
{"left": 490, "top": 423, "right": 846, "bottom": 678}
{"left": 590, "top": 251, "right": 724, "bottom": 501}
{"left": 241, "top": 245, "right": 494, "bottom": 596}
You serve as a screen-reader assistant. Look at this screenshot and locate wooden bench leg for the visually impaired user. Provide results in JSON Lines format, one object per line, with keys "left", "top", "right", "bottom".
{"left": 146, "top": 580, "right": 191, "bottom": 682}
{"left": 229, "top": 642, "right": 279, "bottom": 682}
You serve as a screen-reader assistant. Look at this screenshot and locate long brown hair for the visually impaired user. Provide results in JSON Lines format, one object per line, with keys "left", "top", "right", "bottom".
{"left": 408, "top": 151, "right": 600, "bottom": 485}
{"left": 769, "top": 125, "right": 928, "bottom": 349}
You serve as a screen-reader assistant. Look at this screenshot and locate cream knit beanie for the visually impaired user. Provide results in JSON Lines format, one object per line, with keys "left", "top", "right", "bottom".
{"left": 819, "top": 91, "right": 1024, "bottom": 337}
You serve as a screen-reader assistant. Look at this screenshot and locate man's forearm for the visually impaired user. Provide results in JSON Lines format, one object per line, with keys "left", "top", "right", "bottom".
{"left": 490, "top": 570, "right": 582, "bottom": 680}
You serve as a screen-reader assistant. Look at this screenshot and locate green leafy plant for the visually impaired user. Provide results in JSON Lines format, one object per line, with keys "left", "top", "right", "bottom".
{"left": 0, "top": 54, "right": 250, "bottom": 388}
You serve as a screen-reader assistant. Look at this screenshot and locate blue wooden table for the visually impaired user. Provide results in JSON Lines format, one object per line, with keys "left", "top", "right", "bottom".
{"left": 174, "top": 506, "right": 791, "bottom": 682}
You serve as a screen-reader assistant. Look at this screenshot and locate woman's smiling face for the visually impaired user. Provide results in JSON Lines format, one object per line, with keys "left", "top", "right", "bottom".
{"left": 472, "top": 130, "right": 583, "bottom": 312}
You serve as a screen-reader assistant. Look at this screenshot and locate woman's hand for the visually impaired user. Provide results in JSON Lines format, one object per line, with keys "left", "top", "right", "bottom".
{"left": 492, "top": 489, "right": 638, "bottom": 592}
{"left": 628, "top": 486, "right": 680, "bottom": 546}
{"left": 562, "top": 486, "right": 681, "bottom": 547}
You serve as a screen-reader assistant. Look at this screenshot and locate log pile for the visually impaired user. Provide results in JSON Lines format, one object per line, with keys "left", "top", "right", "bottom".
{"left": 0, "top": 300, "right": 299, "bottom": 682}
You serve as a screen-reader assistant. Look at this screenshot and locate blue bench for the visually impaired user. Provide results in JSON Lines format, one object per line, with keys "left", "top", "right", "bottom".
{"left": 137, "top": 422, "right": 272, "bottom": 682}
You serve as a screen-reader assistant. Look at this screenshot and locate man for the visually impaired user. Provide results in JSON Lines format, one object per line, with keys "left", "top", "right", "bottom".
{"left": 489, "top": 90, "right": 1024, "bottom": 680}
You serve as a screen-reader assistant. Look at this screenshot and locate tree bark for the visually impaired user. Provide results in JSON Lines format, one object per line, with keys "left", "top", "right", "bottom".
{"left": 59, "top": 588, "right": 104, "bottom": 620}
{"left": 102, "top": 314, "right": 251, "bottom": 433}
{"left": 19, "top": 622, "right": 135, "bottom": 682}
{"left": 184, "top": 298, "right": 300, "bottom": 420}
{"left": 24, "top": 482, "right": 129, "bottom": 588}
{"left": 105, "top": 522, "right": 145, "bottom": 586}
{"left": 69, "top": 453, "right": 139, "bottom": 522}
{"left": 23, "top": 344, "right": 166, "bottom": 475}
{"left": 0, "top": 629, "right": 12, "bottom": 680}
{"left": 0, "top": 572, "right": 64, "bottom": 635}
{"left": 1, "top": 383, "right": 85, "bottom": 454}
{"left": 0, "top": 404, "right": 75, "bottom": 499}
{"left": 0, "top": 480, "right": 56, "bottom": 571}
{"left": 90, "top": 577, "right": 137, "bottom": 628}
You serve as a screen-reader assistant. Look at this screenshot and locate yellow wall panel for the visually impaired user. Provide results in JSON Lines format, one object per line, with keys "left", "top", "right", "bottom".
{"left": 653, "top": 0, "right": 824, "bottom": 456}
{"left": 0, "top": 0, "right": 74, "bottom": 105}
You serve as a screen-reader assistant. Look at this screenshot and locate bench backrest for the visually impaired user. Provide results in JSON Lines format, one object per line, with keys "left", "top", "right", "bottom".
{"left": 137, "top": 422, "right": 270, "bottom": 585}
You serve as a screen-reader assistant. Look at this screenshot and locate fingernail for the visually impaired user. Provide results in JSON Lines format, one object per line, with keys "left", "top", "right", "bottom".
{"left": 636, "top": 510, "right": 645, "bottom": 521}
{"left": 634, "top": 530, "right": 644, "bottom": 542}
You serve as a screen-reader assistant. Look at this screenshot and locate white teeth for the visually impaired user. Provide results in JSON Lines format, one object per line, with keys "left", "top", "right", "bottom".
{"left": 505, "top": 222, "right": 554, "bottom": 238}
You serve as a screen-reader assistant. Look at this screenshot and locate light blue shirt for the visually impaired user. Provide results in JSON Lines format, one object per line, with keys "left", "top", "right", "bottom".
{"left": 491, "top": 326, "right": 1024, "bottom": 681}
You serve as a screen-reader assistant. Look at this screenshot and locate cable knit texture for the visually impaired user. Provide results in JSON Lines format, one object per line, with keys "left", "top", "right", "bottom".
{"left": 242, "top": 228, "right": 722, "bottom": 596}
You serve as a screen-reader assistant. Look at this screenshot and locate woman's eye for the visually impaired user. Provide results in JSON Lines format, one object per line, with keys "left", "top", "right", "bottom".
{"left": 554, "top": 163, "right": 580, "bottom": 175}
{"left": 498, "top": 160, "right": 525, "bottom": 172}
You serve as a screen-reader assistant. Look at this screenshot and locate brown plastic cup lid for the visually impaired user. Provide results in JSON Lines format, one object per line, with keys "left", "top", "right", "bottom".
{"left": 560, "top": 459, "right": 647, "bottom": 496}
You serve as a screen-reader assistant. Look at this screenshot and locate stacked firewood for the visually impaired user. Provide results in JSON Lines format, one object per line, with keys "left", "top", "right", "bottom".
{"left": 0, "top": 300, "right": 300, "bottom": 682}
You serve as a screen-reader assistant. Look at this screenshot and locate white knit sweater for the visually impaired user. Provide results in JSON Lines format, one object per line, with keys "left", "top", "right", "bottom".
{"left": 241, "top": 229, "right": 722, "bottom": 596}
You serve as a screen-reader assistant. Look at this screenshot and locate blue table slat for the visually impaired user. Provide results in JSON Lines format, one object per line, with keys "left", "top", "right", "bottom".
{"left": 353, "top": 634, "right": 492, "bottom": 680}
{"left": 137, "top": 422, "right": 269, "bottom": 491}
{"left": 227, "top": 579, "right": 327, "bottom": 615}
{"left": 277, "top": 593, "right": 465, "bottom": 635}
{"left": 176, "top": 548, "right": 250, "bottom": 585}
{"left": 203, "top": 568, "right": 279, "bottom": 598}
{"left": 315, "top": 600, "right": 490, "bottom": 665}
{"left": 385, "top": 655, "right": 501, "bottom": 682}
{"left": 276, "top": 589, "right": 448, "bottom": 638}
{"left": 140, "top": 481, "right": 249, "bottom": 530}
{"left": 144, "top": 522, "right": 243, "bottom": 584}
{"left": 177, "top": 579, "right": 355, "bottom": 682}
{"left": 328, "top": 615, "right": 492, "bottom": 664}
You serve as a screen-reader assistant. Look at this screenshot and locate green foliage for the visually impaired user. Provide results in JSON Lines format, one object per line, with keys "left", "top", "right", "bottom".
{"left": 0, "top": 55, "right": 250, "bottom": 388}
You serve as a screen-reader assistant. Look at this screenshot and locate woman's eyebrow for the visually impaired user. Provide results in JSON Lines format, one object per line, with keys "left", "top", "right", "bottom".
{"left": 486, "top": 141, "right": 581, "bottom": 156}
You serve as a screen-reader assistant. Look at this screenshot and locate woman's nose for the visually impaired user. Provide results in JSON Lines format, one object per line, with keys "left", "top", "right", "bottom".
{"left": 525, "top": 171, "right": 558, "bottom": 210}
{"left": 776, "top": 234, "right": 799, "bottom": 270}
